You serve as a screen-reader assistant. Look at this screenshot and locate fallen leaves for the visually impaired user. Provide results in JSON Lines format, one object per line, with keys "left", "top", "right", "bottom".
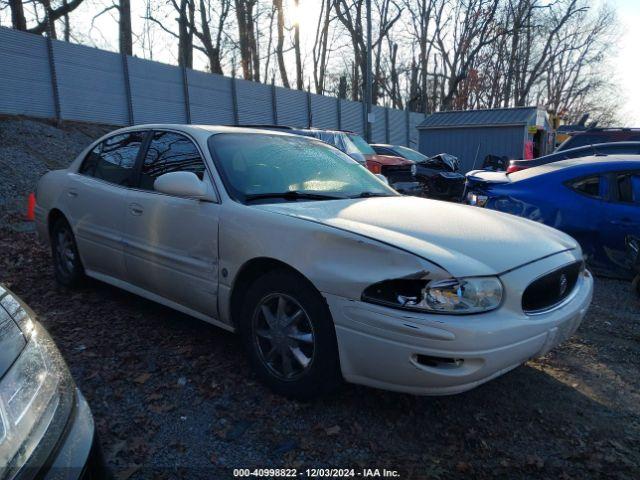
{"left": 133, "top": 372, "right": 152, "bottom": 384}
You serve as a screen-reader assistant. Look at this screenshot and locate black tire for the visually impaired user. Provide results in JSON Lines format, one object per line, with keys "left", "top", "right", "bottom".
{"left": 238, "top": 269, "right": 341, "bottom": 400}
{"left": 50, "top": 217, "right": 85, "bottom": 287}
{"left": 633, "top": 275, "right": 640, "bottom": 298}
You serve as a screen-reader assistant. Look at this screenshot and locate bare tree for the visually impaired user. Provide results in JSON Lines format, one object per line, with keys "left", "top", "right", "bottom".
{"left": 273, "top": 0, "right": 290, "bottom": 87}
{"left": 312, "top": 0, "right": 333, "bottom": 94}
{"left": 235, "top": 0, "right": 260, "bottom": 81}
{"left": 192, "top": 0, "right": 230, "bottom": 74}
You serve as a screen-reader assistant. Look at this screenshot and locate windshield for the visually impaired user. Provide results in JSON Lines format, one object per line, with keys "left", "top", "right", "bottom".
{"left": 394, "top": 146, "right": 428, "bottom": 162}
{"left": 347, "top": 133, "right": 376, "bottom": 155}
{"left": 208, "top": 133, "right": 397, "bottom": 203}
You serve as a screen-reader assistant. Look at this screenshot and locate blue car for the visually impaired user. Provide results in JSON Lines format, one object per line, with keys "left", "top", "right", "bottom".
{"left": 465, "top": 156, "right": 640, "bottom": 279}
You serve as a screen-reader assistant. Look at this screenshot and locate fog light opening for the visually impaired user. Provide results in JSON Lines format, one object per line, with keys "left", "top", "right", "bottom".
{"left": 416, "top": 354, "right": 464, "bottom": 369}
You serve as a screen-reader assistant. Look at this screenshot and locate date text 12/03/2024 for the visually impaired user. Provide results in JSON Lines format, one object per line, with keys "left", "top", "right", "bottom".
{"left": 233, "top": 468, "right": 401, "bottom": 478}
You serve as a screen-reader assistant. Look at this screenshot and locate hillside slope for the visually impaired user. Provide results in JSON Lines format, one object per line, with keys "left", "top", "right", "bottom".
{"left": 0, "top": 115, "right": 112, "bottom": 224}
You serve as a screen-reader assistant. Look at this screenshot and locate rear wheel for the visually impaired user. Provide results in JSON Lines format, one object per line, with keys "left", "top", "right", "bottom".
{"left": 51, "top": 217, "right": 85, "bottom": 287}
{"left": 239, "top": 270, "right": 341, "bottom": 400}
{"left": 633, "top": 275, "right": 640, "bottom": 298}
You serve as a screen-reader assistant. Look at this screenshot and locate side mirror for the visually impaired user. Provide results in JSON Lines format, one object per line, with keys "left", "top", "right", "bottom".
{"left": 375, "top": 174, "right": 389, "bottom": 185}
{"left": 154, "top": 171, "right": 208, "bottom": 199}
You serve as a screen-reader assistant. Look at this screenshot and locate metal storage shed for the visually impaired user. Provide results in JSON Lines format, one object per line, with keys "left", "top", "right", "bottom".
{"left": 417, "top": 106, "right": 551, "bottom": 172}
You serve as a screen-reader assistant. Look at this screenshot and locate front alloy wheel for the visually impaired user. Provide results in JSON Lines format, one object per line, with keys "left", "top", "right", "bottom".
{"left": 252, "top": 293, "right": 315, "bottom": 381}
{"left": 240, "top": 269, "right": 341, "bottom": 399}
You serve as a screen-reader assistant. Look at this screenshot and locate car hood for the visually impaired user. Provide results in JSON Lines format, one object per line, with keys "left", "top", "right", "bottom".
{"left": 255, "top": 196, "right": 577, "bottom": 277}
{"left": 364, "top": 154, "right": 413, "bottom": 166}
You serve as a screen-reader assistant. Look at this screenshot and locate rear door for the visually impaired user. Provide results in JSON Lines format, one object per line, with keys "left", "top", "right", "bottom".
{"left": 601, "top": 170, "right": 640, "bottom": 277}
{"left": 65, "top": 130, "right": 147, "bottom": 280}
{"left": 122, "top": 130, "right": 220, "bottom": 318}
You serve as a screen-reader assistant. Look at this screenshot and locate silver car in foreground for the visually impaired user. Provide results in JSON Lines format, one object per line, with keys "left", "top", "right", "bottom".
{"left": 35, "top": 125, "right": 593, "bottom": 399}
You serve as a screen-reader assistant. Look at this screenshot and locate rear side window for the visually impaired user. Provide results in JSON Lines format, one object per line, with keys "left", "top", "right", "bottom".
{"left": 138, "top": 131, "right": 207, "bottom": 191}
{"left": 80, "top": 131, "right": 145, "bottom": 186}
{"left": 569, "top": 176, "right": 601, "bottom": 198}
{"left": 615, "top": 172, "right": 640, "bottom": 204}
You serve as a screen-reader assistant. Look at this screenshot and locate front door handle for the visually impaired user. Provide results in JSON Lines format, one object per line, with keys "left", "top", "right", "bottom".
{"left": 67, "top": 189, "right": 78, "bottom": 198}
{"left": 128, "top": 203, "right": 143, "bottom": 216}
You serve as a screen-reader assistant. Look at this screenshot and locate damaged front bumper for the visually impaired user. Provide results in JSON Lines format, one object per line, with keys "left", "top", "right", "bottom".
{"left": 325, "top": 252, "right": 593, "bottom": 395}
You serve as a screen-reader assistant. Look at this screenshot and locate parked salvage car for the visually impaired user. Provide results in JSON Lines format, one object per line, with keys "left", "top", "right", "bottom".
{"left": 373, "top": 145, "right": 465, "bottom": 201}
{"left": 556, "top": 128, "right": 640, "bottom": 152}
{"left": 0, "top": 284, "right": 105, "bottom": 478}
{"left": 466, "top": 156, "right": 640, "bottom": 280}
{"left": 507, "top": 142, "right": 640, "bottom": 173}
{"left": 35, "top": 125, "right": 593, "bottom": 399}
{"left": 343, "top": 132, "right": 422, "bottom": 196}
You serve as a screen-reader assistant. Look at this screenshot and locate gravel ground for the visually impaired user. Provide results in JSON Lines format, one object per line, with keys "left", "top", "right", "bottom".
{"left": 0, "top": 116, "right": 111, "bottom": 223}
{"left": 1, "top": 116, "right": 639, "bottom": 479}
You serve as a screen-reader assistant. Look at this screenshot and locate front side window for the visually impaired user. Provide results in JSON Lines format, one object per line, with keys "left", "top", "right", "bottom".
{"left": 569, "top": 176, "right": 601, "bottom": 198}
{"left": 139, "top": 131, "right": 207, "bottom": 191}
{"left": 615, "top": 172, "right": 640, "bottom": 204}
{"left": 209, "top": 133, "right": 396, "bottom": 202}
{"left": 79, "top": 131, "right": 145, "bottom": 186}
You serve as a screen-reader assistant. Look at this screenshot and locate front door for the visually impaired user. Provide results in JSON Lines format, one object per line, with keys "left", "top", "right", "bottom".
{"left": 65, "top": 131, "right": 147, "bottom": 280}
{"left": 122, "top": 130, "right": 220, "bottom": 318}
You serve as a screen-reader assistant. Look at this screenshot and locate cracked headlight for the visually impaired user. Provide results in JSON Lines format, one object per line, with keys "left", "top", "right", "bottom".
{"left": 0, "top": 290, "right": 72, "bottom": 474}
{"left": 0, "top": 322, "right": 62, "bottom": 468}
{"left": 362, "top": 276, "right": 503, "bottom": 314}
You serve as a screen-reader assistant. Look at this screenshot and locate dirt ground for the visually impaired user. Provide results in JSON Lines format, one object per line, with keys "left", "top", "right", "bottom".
{"left": 0, "top": 221, "right": 638, "bottom": 479}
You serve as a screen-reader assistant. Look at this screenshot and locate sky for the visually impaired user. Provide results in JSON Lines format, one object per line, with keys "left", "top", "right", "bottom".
{"left": 612, "top": 0, "right": 640, "bottom": 126}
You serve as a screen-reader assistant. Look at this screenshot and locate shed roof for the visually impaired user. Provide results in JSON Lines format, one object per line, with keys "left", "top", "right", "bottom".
{"left": 418, "top": 106, "right": 542, "bottom": 129}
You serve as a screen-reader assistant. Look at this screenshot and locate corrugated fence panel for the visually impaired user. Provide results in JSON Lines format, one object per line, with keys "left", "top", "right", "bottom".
{"left": 128, "top": 56, "right": 186, "bottom": 124}
{"left": 53, "top": 40, "right": 128, "bottom": 125}
{"left": 0, "top": 27, "right": 55, "bottom": 118}
{"left": 236, "top": 79, "right": 273, "bottom": 124}
{"left": 310, "top": 94, "right": 338, "bottom": 129}
{"left": 371, "top": 106, "right": 387, "bottom": 143}
{"left": 275, "top": 88, "right": 308, "bottom": 127}
{"left": 187, "top": 70, "right": 234, "bottom": 124}
{"left": 409, "top": 112, "right": 424, "bottom": 148}
{"left": 388, "top": 109, "right": 405, "bottom": 145}
{"left": 340, "top": 100, "right": 364, "bottom": 136}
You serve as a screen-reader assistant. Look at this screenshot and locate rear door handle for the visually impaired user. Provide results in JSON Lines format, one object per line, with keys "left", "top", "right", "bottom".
{"left": 128, "top": 203, "right": 143, "bottom": 216}
{"left": 67, "top": 189, "right": 78, "bottom": 198}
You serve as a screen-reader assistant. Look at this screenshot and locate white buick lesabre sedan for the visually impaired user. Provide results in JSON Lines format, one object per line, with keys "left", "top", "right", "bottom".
{"left": 35, "top": 125, "right": 593, "bottom": 399}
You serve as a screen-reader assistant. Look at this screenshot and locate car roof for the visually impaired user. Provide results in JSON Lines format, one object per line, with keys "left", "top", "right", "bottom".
{"left": 509, "top": 155, "right": 640, "bottom": 181}
{"left": 105, "top": 124, "right": 302, "bottom": 142}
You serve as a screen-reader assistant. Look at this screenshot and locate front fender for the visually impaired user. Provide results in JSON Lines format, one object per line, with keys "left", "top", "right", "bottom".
{"left": 218, "top": 201, "right": 450, "bottom": 325}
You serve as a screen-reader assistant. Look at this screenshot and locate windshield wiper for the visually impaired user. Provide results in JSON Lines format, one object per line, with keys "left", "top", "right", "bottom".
{"left": 245, "top": 191, "right": 344, "bottom": 202}
{"left": 349, "top": 191, "right": 395, "bottom": 198}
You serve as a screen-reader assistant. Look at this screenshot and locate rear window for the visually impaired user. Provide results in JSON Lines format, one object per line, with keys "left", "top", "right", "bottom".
{"left": 569, "top": 176, "right": 601, "bottom": 198}
{"left": 79, "top": 131, "right": 146, "bottom": 186}
{"left": 347, "top": 133, "right": 376, "bottom": 155}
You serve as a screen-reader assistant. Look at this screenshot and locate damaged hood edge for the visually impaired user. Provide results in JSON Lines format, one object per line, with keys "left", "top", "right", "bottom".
{"left": 255, "top": 196, "right": 579, "bottom": 277}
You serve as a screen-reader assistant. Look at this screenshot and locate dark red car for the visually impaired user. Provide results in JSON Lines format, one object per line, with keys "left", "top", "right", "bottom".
{"left": 343, "top": 132, "right": 422, "bottom": 195}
